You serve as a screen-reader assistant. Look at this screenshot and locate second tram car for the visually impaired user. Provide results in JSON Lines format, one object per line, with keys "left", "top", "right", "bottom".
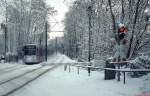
{"left": 23, "top": 44, "right": 43, "bottom": 64}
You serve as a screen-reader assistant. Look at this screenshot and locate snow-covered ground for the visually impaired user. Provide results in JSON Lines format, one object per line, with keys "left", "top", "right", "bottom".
{"left": 5, "top": 53, "right": 149, "bottom": 96}
{"left": 8, "top": 66, "right": 143, "bottom": 96}
{"left": 42, "top": 53, "right": 76, "bottom": 65}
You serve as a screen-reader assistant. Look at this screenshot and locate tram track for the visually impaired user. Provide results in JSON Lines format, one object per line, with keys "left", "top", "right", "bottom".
{"left": 0, "top": 66, "right": 42, "bottom": 85}
{"left": 0, "top": 65, "right": 19, "bottom": 72}
{"left": 0, "top": 65, "right": 28, "bottom": 75}
{"left": 0, "top": 64, "right": 59, "bottom": 96}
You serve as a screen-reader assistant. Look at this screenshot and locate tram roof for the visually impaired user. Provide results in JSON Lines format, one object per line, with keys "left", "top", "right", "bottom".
{"left": 24, "top": 44, "right": 39, "bottom": 46}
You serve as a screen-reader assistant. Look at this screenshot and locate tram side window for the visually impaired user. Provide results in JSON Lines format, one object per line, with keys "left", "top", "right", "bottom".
{"left": 24, "top": 49, "right": 36, "bottom": 55}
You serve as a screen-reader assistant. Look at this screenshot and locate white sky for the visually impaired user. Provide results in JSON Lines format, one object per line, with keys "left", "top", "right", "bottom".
{"left": 46, "top": 0, "right": 69, "bottom": 38}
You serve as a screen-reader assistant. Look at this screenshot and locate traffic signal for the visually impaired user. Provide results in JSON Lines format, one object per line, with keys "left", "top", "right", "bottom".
{"left": 118, "top": 23, "right": 126, "bottom": 33}
{"left": 119, "top": 33, "right": 125, "bottom": 40}
{"left": 118, "top": 23, "right": 127, "bottom": 43}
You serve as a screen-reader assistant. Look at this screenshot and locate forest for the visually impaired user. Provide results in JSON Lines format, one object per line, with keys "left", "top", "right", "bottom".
{"left": 0, "top": 0, "right": 56, "bottom": 60}
{"left": 64, "top": 0, "right": 150, "bottom": 62}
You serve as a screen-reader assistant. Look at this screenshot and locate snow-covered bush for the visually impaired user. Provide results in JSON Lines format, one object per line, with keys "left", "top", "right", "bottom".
{"left": 141, "top": 73, "right": 150, "bottom": 93}
{"left": 130, "top": 55, "right": 150, "bottom": 69}
{"left": 129, "top": 55, "right": 150, "bottom": 77}
{"left": 92, "top": 59, "right": 105, "bottom": 68}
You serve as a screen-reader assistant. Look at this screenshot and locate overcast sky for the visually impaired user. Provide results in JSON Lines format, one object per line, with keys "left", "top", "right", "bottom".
{"left": 46, "top": 0, "right": 69, "bottom": 38}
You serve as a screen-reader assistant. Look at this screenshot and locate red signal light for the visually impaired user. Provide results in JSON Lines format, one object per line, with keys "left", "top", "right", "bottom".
{"left": 118, "top": 26, "right": 125, "bottom": 33}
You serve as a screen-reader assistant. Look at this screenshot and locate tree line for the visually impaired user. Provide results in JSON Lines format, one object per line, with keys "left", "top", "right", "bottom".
{"left": 0, "top": 0, "right": 56, "bottom": 61}
{"left": 64, "top": 0, "right": 150, "bottom": 61}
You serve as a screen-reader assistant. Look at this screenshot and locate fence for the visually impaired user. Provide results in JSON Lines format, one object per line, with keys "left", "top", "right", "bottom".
{"left": 64, "top": 62, "right": 150, "bottom": 84}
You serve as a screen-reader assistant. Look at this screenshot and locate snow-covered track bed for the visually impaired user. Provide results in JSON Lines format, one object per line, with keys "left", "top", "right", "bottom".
{"left": 0, "top": 65, "right": 28, "bottom": 75}
{"left": 0, "top": 64, "right": 59, "bottom": 96}
{"left": 0, "top": 65, "right": 19, "bottom": 71}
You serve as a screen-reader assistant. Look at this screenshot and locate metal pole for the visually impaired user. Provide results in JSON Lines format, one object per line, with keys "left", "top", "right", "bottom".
{"left": 117, "top": 56, "right": 121, "bottom": 81}
{"left": 69, "top": 64, "right": 70, "bottom": 72}
{"left": 55, "top": 37, "right": 57, "bottom": 54}
{"left": 88, "top": 0, "right": 94, "bottom": 62}
{"left": 123, "top": 72, "right": 126, "bottom": 84}
{"left": 77, "top": 66, "right": 79, "bottom": 74}
{"left": 4, "top": 25, "right": 7, "bottom": 63}
{"left": 45, "top": 22, "right": 47, "bottom": 61}
{"left": 5, "top": 0, "right": 8, "bottom": 63}
{"left": 88, "top": 6, "right": 92, "bottom": 63}
{"left": 117, "top": 65, "right": 121, "bottom": 81}
{"left": 3, "top": 26, "right": 6, "bottom": 63}
{"left": 87, "top": 1, "right": 93, "bottom": 75}
{"left": 88, "top": 66, "right": 91, "bottom": 76}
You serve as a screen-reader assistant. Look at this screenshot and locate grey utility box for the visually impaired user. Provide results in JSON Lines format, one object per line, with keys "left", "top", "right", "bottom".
{"left": 104, "top": 59, "right": 116, "bottom": 80}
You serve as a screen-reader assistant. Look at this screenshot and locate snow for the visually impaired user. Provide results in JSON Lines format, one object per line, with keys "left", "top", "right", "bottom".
{"left": 6, "top": 53, "right": 148, "bottom": 96}
{"left": 141, "top": 73, "right": 150, "bottom": 93}
{"left": 44, "top": 53, "right": 76, "bottom": 64}
{"left": 0, "top": 53, "right": 149, "bottom": 96}
{"left": 9, "top": 66, "right": 146, "bottom": 96}
{"left": 0, "top": 65, "right": 41, "bottom": 83}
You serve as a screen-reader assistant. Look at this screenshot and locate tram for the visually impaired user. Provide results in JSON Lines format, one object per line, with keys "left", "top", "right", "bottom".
{"left": 23, "top": 44, "right": 43, "bottom": 64}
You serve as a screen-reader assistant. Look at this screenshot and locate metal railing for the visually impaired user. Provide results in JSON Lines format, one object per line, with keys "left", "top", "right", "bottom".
{"left": 64, "top": 62, "right": 150, "bottom": 84}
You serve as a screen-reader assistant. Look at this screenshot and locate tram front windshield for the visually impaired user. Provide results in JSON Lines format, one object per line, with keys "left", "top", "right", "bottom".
{"left": 24, "top": 45, "right": 36, "bottom": 55}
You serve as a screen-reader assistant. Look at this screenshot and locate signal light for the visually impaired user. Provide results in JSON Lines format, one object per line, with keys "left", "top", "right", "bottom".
{"left": 118, "top": 23, "right": 126, "bottom": 33}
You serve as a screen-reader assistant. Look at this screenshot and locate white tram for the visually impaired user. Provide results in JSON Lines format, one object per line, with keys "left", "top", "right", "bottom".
{"left": 23, "top": 44, "right": 42, "bottom": 64}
